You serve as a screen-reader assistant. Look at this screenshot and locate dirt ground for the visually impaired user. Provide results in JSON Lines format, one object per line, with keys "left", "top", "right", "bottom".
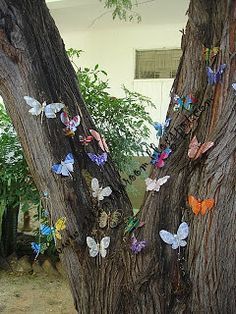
{"left": 0, "top": 272, "right": 77, "bottom": 314}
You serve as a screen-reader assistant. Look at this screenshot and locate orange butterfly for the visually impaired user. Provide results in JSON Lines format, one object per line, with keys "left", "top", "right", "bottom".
{"left": 188, "top": 195, "right": 214, "bottom": 215}
{"left": 188, "top": 136, "right": 214, "bottom": 160}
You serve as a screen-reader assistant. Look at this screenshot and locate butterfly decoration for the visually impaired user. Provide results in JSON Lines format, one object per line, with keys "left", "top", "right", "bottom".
{"left": 40, "top": 224, "right": 52, "bottom": 236}
{"left": 207, "top": 64, "right": 226, "bottom": 85}
{"left": 24, "top": 96, "right": 64, "bottom": 123}
{"left": 87, "top": 152, "right": 108, "bottom": 167}
{"left": 52, "top": 153, "right": 74, "bottom": 177}
{"left": 91, "top": 178, "right": 112, "bottom": 201}
{"left": 202, "top": 46, "right": 219, "bottom": 64}
{"left": 89, "top": 129, "right": 109, "bottom": 152}
{"left": 99, "top": 210, "right": 122, "bottom": 229}
{"left": 124, "top": 216, "right": 144, "bottom": 235}
{"left": 153, "top": 118, "right": 171, "bottom": 138}
{"left": 60, "top": 112, "right": 81, "bottom": 137}
{"left": 188, "top": 195, "right": 214, "bottom": 215}
{"left": 151, "top": 147, "right": 172, "bottom": 168}
{"left": 79, "top": 135, "right": 93, "bottom": 145}
{"left": 173, "top": 94, "right": 197, "bottom": 112}
{"left": 130, "top": 234, "right": 146, "bottom": 254}
{"left": 159, "top": 222, "right": 189, "bottom": 250}
{"left": 54, "top": 217, "right": 67, "bottom": 240}
{"left": 145, "top": 175, "right": 170, "bottom": 192}
{"left": 188, "top": 136, "right": 214, "bottom": 160}
{"left": 86, "top": 236, "right": 110, "bottom": 258}
{"left": 31, "top": 242, "right": 41, "bottom": 259}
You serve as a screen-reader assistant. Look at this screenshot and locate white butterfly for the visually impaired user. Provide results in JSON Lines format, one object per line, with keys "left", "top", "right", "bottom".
{"left": 159, "top": 222, "right": 189, "bottom": 249}
{"left": 145, "top": 176, "right": 170, "bottom": 192}
{"left": 86, "top": 236, "right": 110, "bottom": 258}
{"left": 24, "top": 96, "right": 64, "bottom": 121}
{"left": 91, "top": 178, "right": 112, "bottom": 201}
{"left": 232, "top": 83, "right": 236, "bottom": 93}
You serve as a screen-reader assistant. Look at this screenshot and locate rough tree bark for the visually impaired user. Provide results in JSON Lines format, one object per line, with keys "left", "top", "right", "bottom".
{"left": 0, "top": 0, "right": 235, "bottom": 313}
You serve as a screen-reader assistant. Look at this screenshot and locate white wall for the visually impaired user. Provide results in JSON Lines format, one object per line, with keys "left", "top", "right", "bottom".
{"left": 60, "top": 23, "right": 182, "bottom": 143}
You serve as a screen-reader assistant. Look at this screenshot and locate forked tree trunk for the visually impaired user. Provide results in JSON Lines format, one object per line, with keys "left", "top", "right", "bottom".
{"left": 0, "top": 0, "right": 235, "bottom": 313}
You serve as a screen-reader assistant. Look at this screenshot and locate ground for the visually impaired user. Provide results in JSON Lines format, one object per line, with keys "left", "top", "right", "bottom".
{"left": 0, "top": 272, "right": 76, "bottom": 314}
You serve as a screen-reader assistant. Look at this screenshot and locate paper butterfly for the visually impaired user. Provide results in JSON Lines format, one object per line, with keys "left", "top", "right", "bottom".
{"left": 173, "top": 94, "right": 197, "bottom": 112}
{"left": 79, "top": 135, "right": 93, "bottom": 145}
{"left": 152, "top": 147, "right": 172, "bottom": 168}
{"left": 188, "top": 136, "right": 214, "bottom": 160}
{"left": 86, "top": 236, "right": 110, "bottom": 258}
{"left": 159, "top": 222, "right": 189, "bottom": 250}
{"left": 130, "top": 234, "right": 146, "bottom": 254}
{"left": 202, "top": 46, "right": 219, "bottom": 64}
{"left": 153, "top": 118, "right": 171, "bottom": 137}
{"left": 52, "top": 153, "right": 74, "bottom": 177}
{"left": 99, "top": 210, "right": 122, "bottom": 229}
{"left": 40, "top": 224, "right": 52, "bottom": 236}
{"left": 24, "top": 96, "right": 64, "bottom": 122}
{"left": 145, "top": 175, "right": 170, "bottom": 192}
{"left": 31, "top": 242, "right": 41, "bottom": 256}
{"left": 60, "top": 112, "right": 80, "bottom": 137}
{"left": 91, "top": 178, "right": 112, "bottom": 201}
{"left": 87, "top": 152, "right": 107, "bottom": 166}
{"left": 54, "top": 217, "right": 67, "bottom": 240}
{"left": 188, "top": 195, "right": 214, "bottom": 215}
{"left": 207, "top": 64, "right": 226, "bottom": 85}
{"left": 89, "top": 129, "right": 109, "bottom": 152}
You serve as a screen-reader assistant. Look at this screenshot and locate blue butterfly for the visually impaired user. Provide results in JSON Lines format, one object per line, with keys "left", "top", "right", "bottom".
{"left": 153, "top": 118, "right": 171, "bottom": 138}
{"left": 87, "top": 152, "right": 107, "bottom": 166}
{"left": 207, "top": 64, "right": 226, "bottom": 85}
{"left": 31, "top": 242, "right": 41, "bottom": 257}
{"left": 40, "top": 224, "right": 52, "bottom": 236}
{"left": 52, "top": 153, "right": 74, "bottom": 176}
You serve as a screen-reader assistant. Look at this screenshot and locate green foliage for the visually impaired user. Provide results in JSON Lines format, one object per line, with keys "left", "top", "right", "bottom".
{"left": 100, "top": 0, "right": 141, "bottom": 22}
{"left": 68, "top": 48, "right": 155, "bottom": 173}
{"left": 0, "top": 103, "right": 39, "bottom": 213}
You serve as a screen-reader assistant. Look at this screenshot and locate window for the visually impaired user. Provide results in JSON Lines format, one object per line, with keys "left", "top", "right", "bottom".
{"left": 135, "top": 49, "right": 182, "bottom": 79}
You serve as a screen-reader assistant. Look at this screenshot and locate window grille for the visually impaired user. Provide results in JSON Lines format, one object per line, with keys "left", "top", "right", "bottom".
{"left": 135, "top": 49, "right": 182, "bottom": 79}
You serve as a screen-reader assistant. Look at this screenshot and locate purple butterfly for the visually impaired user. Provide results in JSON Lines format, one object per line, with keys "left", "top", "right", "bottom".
{"left": 130, "top": 234, "right": 146, "bottom": 254}
{"left": 207, "top": 64, "right": 226, "bottom": 85}
{"left": 87, "top": 152, "right": 107, "bottom": 166}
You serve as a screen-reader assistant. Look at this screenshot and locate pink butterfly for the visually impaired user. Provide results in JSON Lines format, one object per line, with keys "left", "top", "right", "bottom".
{"left": 188, "top": 136, "right": 214, "bottom": 160}
{"left": 155, "top": 149, "right": 171, "bottom": 168}
{"left": 60, "top": 112, "right": 80, "bottom": 137}
{"left": 89, "top": 129, "right": 109, "bottom": 152}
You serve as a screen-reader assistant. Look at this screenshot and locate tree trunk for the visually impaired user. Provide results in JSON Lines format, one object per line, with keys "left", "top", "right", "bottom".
{"left": 0, "top": 0, "right": 235, "bottom": 313}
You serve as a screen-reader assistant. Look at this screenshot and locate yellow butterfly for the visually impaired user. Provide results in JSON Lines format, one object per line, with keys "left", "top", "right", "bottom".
{"left": 54, "top": 217, "right": 67, "bottom": 240}
{"left": 99, "top": 210, "right": 122, "bottom": 229}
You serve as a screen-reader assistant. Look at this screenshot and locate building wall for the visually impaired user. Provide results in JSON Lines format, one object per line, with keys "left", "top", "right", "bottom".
{"left": 60, "top": 23, "right": 184, "bottom": 142}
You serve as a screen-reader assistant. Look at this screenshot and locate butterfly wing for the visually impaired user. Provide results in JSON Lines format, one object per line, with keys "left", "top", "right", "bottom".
{"left": 98, "top": 186, "right": 112, "bottom": 201}
{"left": 201, "top": 199, "right": 214, "bottom": 215}
{"left": 99, "top": 236, "right": 110, "bottom": 258}
{"left": 60, "top": 112, "right": 70, "bottom": 127}
{"left": 55, "top": 217, "right": 66, "bottom": 231}
{"left": 194, "top": 141, "right": 214, "bottom": 160}
{"left": 188, "top": 136, "right": 201, "bottom": 159}
{"left": 188, "top": 195, "right": 201, "bottom": 215}
{"left": 110, "top": 210, "right": 122, "bottom": 228}
{"left": 45, "top": 103, "right": 65, "bottom": 118}
{"left": 153, "top": 122, "right": 163, "bottom": 137}
{"left": 69, "top": 115, "right": 81, "bottom": 131}
{"left": 51, "top": 163, "right": 63, "bottom": 175}
{"left": 86, "top": 236, "right": 99, "bottom": 257}
{"left": 24, "top": 96, "right": 42, "bottom": 116}
{"left": 155, "top": 152, "right": 169, "bottom": 168}
{"left": 99, "top": 211, "right": 108, "bottom": 228}
{"left": 31, "top": 242, "right": 41, "bottom": 254}
{"left": 64, "top": 153, "right": 74, "bottom": 167}
{"left": 207, "top": 67, "right": 215, "bottom": 85}
{"left": 40, "top": 224, "right": 52, "bottom": 236}
{"left": 232, "top": 83, "right": 236, "bottom": 91}
{"left": 177, "top": 222, "right": 189, "bottom": 240}
{"left": 154, "top": 176, "right": 170, "bottom": 192}
{"left": 91, "top": 178, "right": 100, "bottom": 198}
{"left": 87, "top": 152, "right": 107, "bottom": 166}
{"left": 89, "top": 129, "right": 109, "bottom": 152}
{"left": 145, "top": 178, "right": 155, "bottom": 191}
{"left": 159, "top": 230, "right": 175, "bottom": 246}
